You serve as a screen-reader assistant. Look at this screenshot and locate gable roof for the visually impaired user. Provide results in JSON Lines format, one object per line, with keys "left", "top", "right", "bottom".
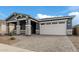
{"left": 6, "top": 12, "right": 37, "bottom": 21}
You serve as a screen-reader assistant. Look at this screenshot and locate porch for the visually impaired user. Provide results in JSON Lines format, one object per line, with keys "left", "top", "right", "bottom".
{"left": 6, "top": 19, "right": 39, "bottom": 35}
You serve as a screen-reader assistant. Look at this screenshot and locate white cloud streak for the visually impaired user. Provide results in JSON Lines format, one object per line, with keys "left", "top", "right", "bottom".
{"left": 36, "top": 14, "right": 57, "bottom": 19}
{"left": 69, "top": 12, "right": 79, "bottom": 26}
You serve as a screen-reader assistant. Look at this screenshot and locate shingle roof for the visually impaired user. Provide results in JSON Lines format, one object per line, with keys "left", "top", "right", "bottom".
{"left": 38, "top": 16, "right": 75, "bottom": 22}
{"left": 6, "top": 12, "right": 37, "bottom": 21}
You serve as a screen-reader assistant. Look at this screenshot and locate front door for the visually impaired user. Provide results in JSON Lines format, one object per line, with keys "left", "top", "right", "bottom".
{"left": 31, "top": 21, "right": 36, "bottom": 34}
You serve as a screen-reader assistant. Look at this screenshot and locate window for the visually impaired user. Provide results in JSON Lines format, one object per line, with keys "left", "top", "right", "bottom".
{"left": 67, "top": 23, "right": 72, "bottom": 29}
{"left": 52, "top": 22, "right": 57, "bottom": 24}
{"left": 68, "top": 24, "right": 70, "bottom": 25}
{"left": 67, "top": 20, "right": 72, "bottom": 29}
{"left": 67, "top": 24, "right": 72, "bottom": 29}
{"left": 68, "top": 20, "right": 71, "bottom": 23}
{"left": 46, "top": 22, "right": 51, "bottom": 25}
{"left": 59, "top": 21, "right": 65, "bottom": 24}
{"left": 36, "top": 23, "right": 39, "bottom": 30}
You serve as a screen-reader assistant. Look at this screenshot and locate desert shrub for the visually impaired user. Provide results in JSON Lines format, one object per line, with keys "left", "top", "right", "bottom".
{"left": 9, "top": 37, "right": 16, "bottom": 40}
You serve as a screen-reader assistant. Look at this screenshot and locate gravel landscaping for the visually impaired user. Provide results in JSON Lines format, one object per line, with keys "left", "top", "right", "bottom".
{"left": 12, "top": 35, "right": 77, "bottom": 52}
{"left": 0, "top": 35, "right": 78, "bottom": 52}
{"left": 0, "top": 36, "right": 20, "bottom": 45}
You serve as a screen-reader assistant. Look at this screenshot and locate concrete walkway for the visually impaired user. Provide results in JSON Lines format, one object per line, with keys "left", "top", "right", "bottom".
{"left": 0, "top": 43, "right": 32, "bottom": 52}
{"left": 12, "top": 35, "right": 77, "bottom": 52}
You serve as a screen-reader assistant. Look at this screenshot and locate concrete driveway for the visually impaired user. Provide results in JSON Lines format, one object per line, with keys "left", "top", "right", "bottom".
{"left": 11, "top": 35, "right": 77, "bottom": 52}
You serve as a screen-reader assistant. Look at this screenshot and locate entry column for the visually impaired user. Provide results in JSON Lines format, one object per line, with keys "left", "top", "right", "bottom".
{"left": 25, "top": 19, "right": 31, "bottom": 35}
{"left": 16, "top": 19, "right": 20, "bottom": 35}
{"left": 6, "top": 22, "right": 9, "bottom": 35}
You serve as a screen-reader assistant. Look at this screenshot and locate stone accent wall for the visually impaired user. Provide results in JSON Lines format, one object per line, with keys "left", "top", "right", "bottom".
{"left": 25, "top": 19, "right": 31, "bottom": 35}
{"left": 9, "top": 23, "right": 15, "bottom": 33}
{"left": 66, "top": 29, "right": 72, "bottom": 35}
{"left": 25, "top": 25, "right": 31, "bottom": 35}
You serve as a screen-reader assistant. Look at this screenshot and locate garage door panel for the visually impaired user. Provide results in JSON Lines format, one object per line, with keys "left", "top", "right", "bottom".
{"left": 40, "top": 24, "right": 66, "bottom": 35}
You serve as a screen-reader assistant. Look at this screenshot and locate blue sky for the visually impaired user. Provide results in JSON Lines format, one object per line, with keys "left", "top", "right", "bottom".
{"left": 0, "top": 6, "right": 77, "bottom": 19}
{"left": 0, "top": 6, "right": 79, "bottom": 26}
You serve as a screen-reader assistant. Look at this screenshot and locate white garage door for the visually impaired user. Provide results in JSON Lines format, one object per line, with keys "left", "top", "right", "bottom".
{"left": 40, "top": 22, "right": 66, "bottom": 35}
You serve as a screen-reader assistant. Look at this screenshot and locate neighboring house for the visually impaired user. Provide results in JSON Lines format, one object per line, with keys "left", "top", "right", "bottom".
{"left": 0, "top": 20, "right": 6, "bottom": 35}
{"left": 73, "top": 25, "right": 79, "bottom": 35}
{"left": 6, "top": 13, "right": 74, "bottom": 35}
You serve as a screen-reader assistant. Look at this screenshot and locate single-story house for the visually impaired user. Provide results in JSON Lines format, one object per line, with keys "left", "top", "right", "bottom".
{"left": 6, "top": 13, "right": 74, "bottom": 35}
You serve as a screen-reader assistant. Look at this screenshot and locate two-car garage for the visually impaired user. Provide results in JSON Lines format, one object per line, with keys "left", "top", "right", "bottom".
{"left": 40, "top": 20, "right": 67, "bottom": 35}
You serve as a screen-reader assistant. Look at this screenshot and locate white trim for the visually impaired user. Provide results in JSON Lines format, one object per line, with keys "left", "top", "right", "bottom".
{"left": 25, "top": 25, "right": 31, "bottom": 26}
{"left": 18, "top": 18, "right": 26, "bottom": 20}
{"left": 31, "top": 19, "right": 38, "bottom": 23}
{"left": 7, "top": 20, "right": 17, "bottom": 22}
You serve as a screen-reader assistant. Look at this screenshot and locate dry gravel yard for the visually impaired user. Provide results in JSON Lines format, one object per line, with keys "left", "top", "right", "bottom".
{"left": 12, "top": 35, "right": 77, "bottom": 52}
{"left": 0, "top": 36, "right": 20, "bottom": 45}
{"left": 0, "top": 35, "right": 78, "bottom": 52}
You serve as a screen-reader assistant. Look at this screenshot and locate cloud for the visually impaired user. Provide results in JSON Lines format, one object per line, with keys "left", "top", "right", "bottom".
{"left": 69, "top": 12, "right": 79, "bottom": 16}
{"left": 69, "top": 12, "right": 79, "bottom": 26}
{"left": 35, "top": 14, "right": 56, "bottom": 19}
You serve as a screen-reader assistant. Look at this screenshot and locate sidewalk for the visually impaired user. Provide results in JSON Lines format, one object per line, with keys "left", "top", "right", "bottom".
{"left": 0, "top": 43, "right": 32, "bottom": 52}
